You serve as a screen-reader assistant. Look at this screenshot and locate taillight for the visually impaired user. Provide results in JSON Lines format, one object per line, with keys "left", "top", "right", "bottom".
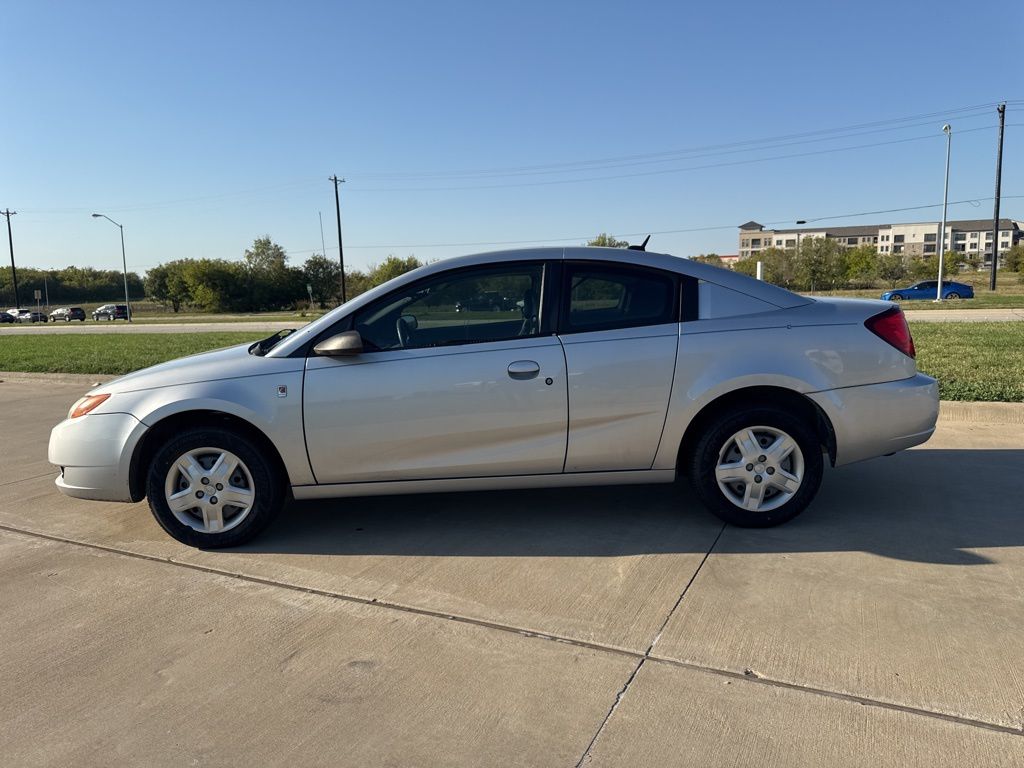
{"left": 865, "top": 307, "right": 915, "bottom": 359}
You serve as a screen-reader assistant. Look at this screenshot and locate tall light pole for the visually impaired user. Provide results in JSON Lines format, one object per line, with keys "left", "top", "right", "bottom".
{"left": 329, "top": 175, "right": 347, "bottom": 303}
{"left": 2, "top": 209, "right": 19, "bottom": 308}
{"left": 935, "top": 124, "right": 952, "bottom": 302}
{"left": 91, "top": 213, "right": 132, "bottom": 321}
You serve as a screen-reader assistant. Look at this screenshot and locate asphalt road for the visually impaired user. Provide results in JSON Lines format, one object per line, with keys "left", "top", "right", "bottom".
{"left": 1, "top": 381, "right": 1023, "bottom": 766}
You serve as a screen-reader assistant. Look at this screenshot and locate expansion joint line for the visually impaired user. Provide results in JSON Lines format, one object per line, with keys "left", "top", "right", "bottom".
{"left": 574, "top": 523, "right": 727, "bottom": 767}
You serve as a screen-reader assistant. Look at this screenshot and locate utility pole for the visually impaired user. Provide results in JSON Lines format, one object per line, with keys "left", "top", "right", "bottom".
{"left": 989, "top": 103, "right": 1005, "bottom": 290}
{"left": 2, "top": 209, "right": 18, "bottom": 308}
{"left": 329, "top": 175, "right": 347, "bottom": 303}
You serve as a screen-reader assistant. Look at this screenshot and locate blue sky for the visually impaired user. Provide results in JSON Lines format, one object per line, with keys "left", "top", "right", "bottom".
{"left": 3, "top": 0, "right": 1022, "bottom": 275}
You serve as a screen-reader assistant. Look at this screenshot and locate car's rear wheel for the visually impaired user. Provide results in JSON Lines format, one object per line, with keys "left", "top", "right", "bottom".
{"left": 946, "top": 292, "right": 960, "bottom": 300}
{"left": 688, "top": 407, "right": 823, "bottom": 527}
{"left": 146, "top": 427, "right": 285, "bottom": 548}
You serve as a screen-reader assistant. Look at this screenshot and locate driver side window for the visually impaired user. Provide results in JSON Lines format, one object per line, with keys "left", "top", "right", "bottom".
{"left": 353, "top": 264, "right": 544, "bottom": 351}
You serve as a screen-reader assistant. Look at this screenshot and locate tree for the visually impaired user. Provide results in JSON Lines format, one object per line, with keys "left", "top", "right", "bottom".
{"left": 182, "top": 259, "right": 247, "bottom": 312}
{"left": 367, "top": 255, "right": 423, "bottom": 287}
{"left": 1002, "top": 244, "right": 1024, "bottom": 274}
{"left": 793, "top": 237, "right": 846, "bottom": 291}
{"left": 587, "top": 233, "right": 629, "bottom": 248}
{"left": 302, "top": 254, "right": 341, "bottom": 307}
{"left": 145, "top": 261, "right": 192, "bottom": 312}
{"left": 242, "top": 236, "right": 304, "bottom": 310}
{"left": 690, "top": 253, "right": 723, "bottom": 267}
{"left": 845, "top": 245, "right": 879, "bottom": 287}
{"left": 877, "top": 253, "right": 907, "bottom": 288}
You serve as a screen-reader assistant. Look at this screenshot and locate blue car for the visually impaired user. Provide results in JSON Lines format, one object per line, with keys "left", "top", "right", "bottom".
{"left": 881, "top": 280, "right": 974, "bottom": 302}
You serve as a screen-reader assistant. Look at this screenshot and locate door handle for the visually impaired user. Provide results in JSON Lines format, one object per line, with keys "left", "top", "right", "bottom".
{"left": 507, "top": 360, "right": 540, "bottom": 380}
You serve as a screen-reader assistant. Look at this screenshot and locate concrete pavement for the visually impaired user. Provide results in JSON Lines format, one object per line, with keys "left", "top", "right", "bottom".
{"left": 1, "top": 381, "right": 1022, "bottom": 766}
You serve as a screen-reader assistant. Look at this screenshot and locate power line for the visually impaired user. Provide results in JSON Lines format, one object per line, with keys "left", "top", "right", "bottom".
{"left": 278, "top": 194, "right": 1022, "bottom": 253}
{"left": 350, "top": 102, "right": 1016, "bottom": 180}
{"left": 344, "top": 124, "right": 1009, "bottom": 193}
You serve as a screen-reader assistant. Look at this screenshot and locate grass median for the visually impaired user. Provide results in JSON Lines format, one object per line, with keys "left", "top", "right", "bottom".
{"left": 0, "top": 323, "right": 1021, "bottom": 402}
{"left": 0, "top": 332, "right": 261, "bottom": 376}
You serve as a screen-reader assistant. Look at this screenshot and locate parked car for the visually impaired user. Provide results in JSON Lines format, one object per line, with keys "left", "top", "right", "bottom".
{"left": 16, "top": 310, "right": 48, "bottom": 323}
{"left": 455, "top": 291, "right": 516, "bottom": 312}
{"left": 92, "top": 304, "right": 129, "bottom": 321}
{"left": 881, "top": 281, "right": 974, "bottom": 302}
{"left": 49, "top": 246, "right": 938, "bottom": 548}
{"left": 49, "top": 306, "right": 87, "bottom": 322}
{"left": 0, "top": 310, "right": 14, "bottom": 323}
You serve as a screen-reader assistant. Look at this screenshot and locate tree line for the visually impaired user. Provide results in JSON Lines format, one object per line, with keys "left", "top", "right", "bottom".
{"left": 144, "top": 237, "right": 424, "bottom": 312}
{"left": 0, "top": 266, "right": 145, "bottom": 307}
{"left": 695, "top": 239, "right": 1024, "bottom": 291}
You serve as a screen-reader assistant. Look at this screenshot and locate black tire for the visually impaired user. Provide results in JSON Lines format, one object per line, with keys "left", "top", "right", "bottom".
{"left": 687, "top": 406, "right": 824, "bottom": 528}
{"left": 946, "top": 292, "right": 960, "bottom": 300}
{"left": 146, "top": 426, "right": 285, "bottom": 548}
{"left": 889, "top": 294, "right": 903, "bottom": 302}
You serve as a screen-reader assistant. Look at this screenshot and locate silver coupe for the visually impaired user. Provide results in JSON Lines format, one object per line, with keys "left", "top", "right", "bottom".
{"left": 49, "top": 247, "right": 939, "bottom": 547}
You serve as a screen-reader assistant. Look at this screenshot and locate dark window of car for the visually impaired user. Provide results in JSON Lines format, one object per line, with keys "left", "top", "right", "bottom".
{"left": 352, "top": 263, "right": 544, "bottom": 352}
{"left": 561, "top": 263, "right": 677, "bottom": 334}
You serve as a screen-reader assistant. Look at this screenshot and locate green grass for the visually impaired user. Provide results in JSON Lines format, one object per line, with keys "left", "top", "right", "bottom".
{"left": 911, "top": 321, "right": 1024, "bottom": 402}
{"left": 1, "top": 324, "right": 1022, "bottom": 402}
{"left": 0, "top": 333, "right": 261, "bottom": 376}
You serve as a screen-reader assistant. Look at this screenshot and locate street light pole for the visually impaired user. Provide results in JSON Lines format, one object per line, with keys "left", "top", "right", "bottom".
{"left": 2, "top": 209, "right": 19, "bottom": 308}
{"left": 92, "top": 213, "right": 132, "bottom": 322}
{"left": 329, "top": 175, "right": 347, "bottom": 304}
{"left": 935, "top": 124, "right": 952, "bottom": 302}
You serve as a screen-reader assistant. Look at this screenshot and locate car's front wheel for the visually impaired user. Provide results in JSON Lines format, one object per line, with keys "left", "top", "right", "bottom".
{"left": 146, "top": 427, "right": 285, "bottom": 548}
{"left": 889, "top": 293, "right": 903, "bottom": 302}
{"left": 946, "top": 292, "right": 960, "bottom": 300}
{"left": 688, "top": 407, "right": 823, "bottom": 527}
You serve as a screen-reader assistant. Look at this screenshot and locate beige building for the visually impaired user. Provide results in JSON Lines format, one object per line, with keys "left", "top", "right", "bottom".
{"left": 738, "top": 218, "right": 1021, "bottom": 266}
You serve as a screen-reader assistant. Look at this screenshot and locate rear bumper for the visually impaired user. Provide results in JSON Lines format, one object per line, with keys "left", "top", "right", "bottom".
{"left": 808, "top": 373, "right": 939, "bottom": 466}
{"left": 49, "top": 413, "right": 148, "bottom": 502}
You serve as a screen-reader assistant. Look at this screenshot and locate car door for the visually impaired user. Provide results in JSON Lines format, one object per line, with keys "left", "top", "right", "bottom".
{"left": 558, "top": 261, "right": 680, "bottom": 472}
{"left": 911, "top": 281, "right": 934, "bottom": 299}
{"left": 303, "top": 262, "right": 568, "bottom": 485}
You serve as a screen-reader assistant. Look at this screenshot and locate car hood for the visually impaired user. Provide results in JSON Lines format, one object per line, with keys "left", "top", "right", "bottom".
{"left": 93, "top": 342, "right": 305, "bottom": 396}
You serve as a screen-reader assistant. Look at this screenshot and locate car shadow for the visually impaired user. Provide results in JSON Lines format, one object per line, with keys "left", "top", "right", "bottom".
{"left": 236, "top": 449, "right": 1023, "bottom": 566}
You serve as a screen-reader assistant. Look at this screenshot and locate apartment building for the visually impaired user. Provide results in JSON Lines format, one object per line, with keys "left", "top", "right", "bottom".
{"left": 738, "top": 218, "right": 1021, "bottom": 265}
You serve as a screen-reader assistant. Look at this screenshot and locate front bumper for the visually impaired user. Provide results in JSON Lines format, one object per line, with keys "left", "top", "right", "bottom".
{"left": 808, "top": 373, "right": 939, "bottom": 467}
{"left": 49, "top": 412, "right": 148, "bottom": 502}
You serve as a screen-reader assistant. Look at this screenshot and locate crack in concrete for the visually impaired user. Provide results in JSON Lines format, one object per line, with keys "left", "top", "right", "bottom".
{"left": 1, "top": 522, "right": 1021, "bottom": 744}
{"left": 0, "top": 472, "right": 56, "bottom": 488}
{"left": 574, "top": 523, "right": 727, "bottom": 766}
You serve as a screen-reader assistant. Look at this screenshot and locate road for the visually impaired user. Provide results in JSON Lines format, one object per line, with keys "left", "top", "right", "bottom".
{"left": 1, "top": 380, "right": 1022, "bottom": 766}
{"left": 2, "top": 306, "right": 1022, "bottom": 335}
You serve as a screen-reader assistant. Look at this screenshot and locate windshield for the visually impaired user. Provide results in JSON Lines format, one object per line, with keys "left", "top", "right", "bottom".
{"left": 249, "top": 328, "right": 296, "bottom": 356}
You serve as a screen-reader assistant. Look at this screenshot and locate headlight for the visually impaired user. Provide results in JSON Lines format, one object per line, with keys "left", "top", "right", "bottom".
{"left": 69, "top": 394, "right": 110, "bottom": 419}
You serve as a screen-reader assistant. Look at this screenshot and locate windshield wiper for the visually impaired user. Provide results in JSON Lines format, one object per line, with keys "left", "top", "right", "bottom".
{"left": 249, "top": 329, "right": 295, "bottom": 356}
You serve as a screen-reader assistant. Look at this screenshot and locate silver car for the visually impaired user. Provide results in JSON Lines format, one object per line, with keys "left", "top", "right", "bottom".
{"left": 48, "top": 247, "right": 938, "bottom": 548}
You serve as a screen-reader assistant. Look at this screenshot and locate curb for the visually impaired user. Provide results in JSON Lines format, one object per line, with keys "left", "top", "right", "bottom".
{"left": 0, "top": 371, "right": 114, "bottom": 387}
{"left": 3, "top": 371, "right": 1022, "bottom": 424}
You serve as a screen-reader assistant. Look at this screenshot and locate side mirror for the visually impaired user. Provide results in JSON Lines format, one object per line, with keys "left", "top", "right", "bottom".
{"left": 313, "top": 330, "right": 364, "bottom": 357}
{"left": 399, "top": 314, "right": 418, "bottom": 330}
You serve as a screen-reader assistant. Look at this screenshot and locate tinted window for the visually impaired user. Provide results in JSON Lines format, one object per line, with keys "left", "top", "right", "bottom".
{"left": 562, "top": 264, "right": 676, "bottom": 333}
{"left": 353, "top": 264, "right": 544, "bottom": 351}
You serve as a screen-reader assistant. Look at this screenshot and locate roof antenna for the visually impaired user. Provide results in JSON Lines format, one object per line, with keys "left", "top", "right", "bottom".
{"left": 628, "top": 235, "right": 651, "bottom": 251}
